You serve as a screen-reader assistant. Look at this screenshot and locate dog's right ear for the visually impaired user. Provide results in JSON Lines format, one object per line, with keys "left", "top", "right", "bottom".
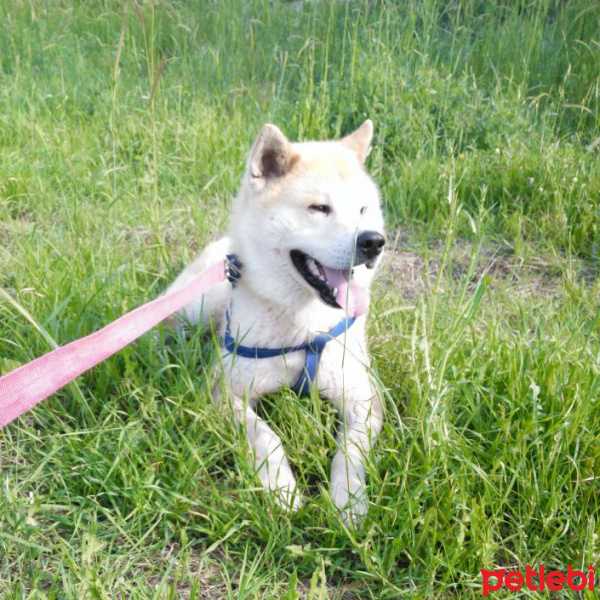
{"left": 248, "top": 124, "right": 299, "bottom": 190}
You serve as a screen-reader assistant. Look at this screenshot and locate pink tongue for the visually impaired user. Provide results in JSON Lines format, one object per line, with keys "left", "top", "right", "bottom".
{"left": 322, "top": 267, "right": 368, "bottom": 317}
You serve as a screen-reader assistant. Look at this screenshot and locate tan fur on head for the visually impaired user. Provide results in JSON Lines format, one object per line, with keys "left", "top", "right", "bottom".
{"left": 248, "top": 120, "right": 374, "bottom": 192}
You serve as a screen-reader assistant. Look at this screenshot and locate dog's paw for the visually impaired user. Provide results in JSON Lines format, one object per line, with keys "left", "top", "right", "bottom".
{"left": 331, "top": 481, "right": 369, "bottom": 528}
{"left": 339, "top": 498, "right": 369, "bottom": 528}
{"left": 271, "top": 470, "right": 303, "bottom": 512}
{"left": 273, "top": 484, "right": 304, "bottom": 513}
{"left": 255, "top": 457, "right": 302, "bottom": 513}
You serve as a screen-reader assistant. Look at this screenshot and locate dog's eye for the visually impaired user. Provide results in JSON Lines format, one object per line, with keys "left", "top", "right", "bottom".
{"left": 360, "top": 206, "right": 367, "bottom": 215}
{"left": 308, "top": 204, "right": 331, "bottom": 215}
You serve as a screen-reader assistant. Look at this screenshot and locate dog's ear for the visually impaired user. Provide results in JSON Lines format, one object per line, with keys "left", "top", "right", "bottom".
{"left": 340, "top": 119, "right": 373, "bottom": 164}
{"left": 248, "top": 124, "right": 299, "bottom": 188}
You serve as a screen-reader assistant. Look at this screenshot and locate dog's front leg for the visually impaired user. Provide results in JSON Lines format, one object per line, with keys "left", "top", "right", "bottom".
{"left": 330, "top": 376, "right": 383, "bottom": 526}
{"left": 217, "top": 387, "right": 302, "bottom": 511}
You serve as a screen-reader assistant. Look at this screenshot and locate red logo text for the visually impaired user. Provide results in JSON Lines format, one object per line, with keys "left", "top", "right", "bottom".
{"left": 481, "top": 565, "right": 595, "bottom": 596}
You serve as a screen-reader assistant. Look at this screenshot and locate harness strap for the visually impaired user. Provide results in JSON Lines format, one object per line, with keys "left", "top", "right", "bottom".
{"left": 223, "top": 308, "right": 356, "bottom": 395}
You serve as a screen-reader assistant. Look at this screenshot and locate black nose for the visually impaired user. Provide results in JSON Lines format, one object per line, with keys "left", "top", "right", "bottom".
{"left": 357, "top": 231, "right": 385, "bottom": 259}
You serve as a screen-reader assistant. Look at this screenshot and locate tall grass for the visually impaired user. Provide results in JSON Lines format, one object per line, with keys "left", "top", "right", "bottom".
{"left": 1, "top": 0, "right": 598, "bottom": 263}
{"left": 0, "top": 1, "right": 598, "bottom": 598}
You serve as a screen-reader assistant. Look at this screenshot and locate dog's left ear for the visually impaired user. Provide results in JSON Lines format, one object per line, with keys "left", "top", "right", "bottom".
{"left": 340, "top": 119, "right": 373, "bottom": 164}
{"left": 248, "top": 124, "right": 299, "bottom": 190}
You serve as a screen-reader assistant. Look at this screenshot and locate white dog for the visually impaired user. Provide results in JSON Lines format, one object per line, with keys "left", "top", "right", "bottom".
{"left": 164, "top": 120, "right": 385, "bottom": 524}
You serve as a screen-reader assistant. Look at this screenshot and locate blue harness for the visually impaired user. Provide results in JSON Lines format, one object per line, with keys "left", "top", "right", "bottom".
{"left": 223, "top": 254, "right": 356, "bottom": 395}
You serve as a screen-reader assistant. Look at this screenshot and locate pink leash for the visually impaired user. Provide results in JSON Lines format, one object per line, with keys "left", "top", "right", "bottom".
{"left": 0, "top": 261, "right": 226, "bottom": 429}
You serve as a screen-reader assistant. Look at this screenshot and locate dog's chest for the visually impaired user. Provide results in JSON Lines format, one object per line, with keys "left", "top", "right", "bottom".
{"left": 218, "top": 320, "right": 368, "bottom": 400}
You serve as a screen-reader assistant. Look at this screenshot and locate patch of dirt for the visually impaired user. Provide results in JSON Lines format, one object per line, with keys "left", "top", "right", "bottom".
{"left": 118, "top": 543, "right": 227, "bottom": 600}
{"left": 376, "top": 228, "right": 598, "bottom": 301}
{"left": 122, "top": 541, "right": 366, "bottom": 599}
{"left": 0, "top": 217, "right": 33, "bottom": 246}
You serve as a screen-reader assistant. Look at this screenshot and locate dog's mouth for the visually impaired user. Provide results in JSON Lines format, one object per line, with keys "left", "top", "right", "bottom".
{"left": 290, "top": 250, "right": 368, "bottom": 317}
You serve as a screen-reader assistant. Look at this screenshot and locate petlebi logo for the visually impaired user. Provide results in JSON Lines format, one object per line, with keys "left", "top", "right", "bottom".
{"left": 481, "top": 565, "right": 595, "bottom": 596}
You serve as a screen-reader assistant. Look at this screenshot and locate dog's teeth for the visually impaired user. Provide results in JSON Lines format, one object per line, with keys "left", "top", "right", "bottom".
{"left": 307, "top": 259, "right": 320, "bottom": 278}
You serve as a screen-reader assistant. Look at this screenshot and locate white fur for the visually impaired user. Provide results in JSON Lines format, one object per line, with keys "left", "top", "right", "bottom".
{"left": 163, "top": 121, "right": 384, "bottom": 525}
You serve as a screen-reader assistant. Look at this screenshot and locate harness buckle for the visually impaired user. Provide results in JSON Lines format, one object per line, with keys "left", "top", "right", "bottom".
{"left": 225, "top": 254, "right": 243, "bottom": 286}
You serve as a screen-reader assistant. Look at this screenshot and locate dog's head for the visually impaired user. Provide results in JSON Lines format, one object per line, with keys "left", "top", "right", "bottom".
{"left": 230, "top": 121, "right": 385, "bottom": 316}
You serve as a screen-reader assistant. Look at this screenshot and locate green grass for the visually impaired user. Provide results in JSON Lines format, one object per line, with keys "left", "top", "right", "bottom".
{"left": 0, "top": 0, "right": 599, "bottom": 598}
